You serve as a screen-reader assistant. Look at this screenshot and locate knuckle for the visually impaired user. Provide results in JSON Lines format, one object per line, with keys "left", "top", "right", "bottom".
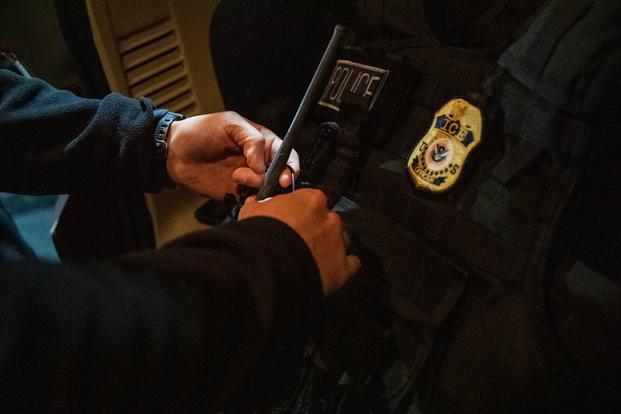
{"left": 327, "top": 211, "right": 342, "bottom": 228}
{"left": 222, "top": 110, "right": 239, "bottom": 118}
{"left": 308, "top": 189, "right": 328, "bottom": 207}
{"left": 254, "top": 134, "right": 266, "bottom": 143}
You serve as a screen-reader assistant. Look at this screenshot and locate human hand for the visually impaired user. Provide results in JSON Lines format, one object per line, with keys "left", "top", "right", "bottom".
{"left": 166, "top": 111, "right": 299, "bottom": 199}
{"left": 239, "top": 189, "right": 361, "bottom": 296}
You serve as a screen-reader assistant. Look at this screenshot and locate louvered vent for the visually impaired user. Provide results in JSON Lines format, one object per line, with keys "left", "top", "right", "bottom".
{"left": 118, "top": 19, "right": 198, "bottom": 116}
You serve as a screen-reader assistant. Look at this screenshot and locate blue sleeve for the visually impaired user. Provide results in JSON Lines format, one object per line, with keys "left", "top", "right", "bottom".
{"left": 0, "top": 69, "right": 167, "bottom": 194}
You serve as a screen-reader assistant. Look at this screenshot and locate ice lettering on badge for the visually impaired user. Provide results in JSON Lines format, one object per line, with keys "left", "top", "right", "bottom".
{"left": 407, "top": 99, "right": 483, "bottom": 193}
{"left": 319, "top": 60, "right": 389, "bottom": 112}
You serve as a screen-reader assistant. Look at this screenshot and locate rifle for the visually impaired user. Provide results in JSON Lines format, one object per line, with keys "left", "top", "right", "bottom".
{"left": 203, "top": 24, "right": 346, "bottom": 222}
{"left": 255, "top": 24, "right": 346, "bottom": 200}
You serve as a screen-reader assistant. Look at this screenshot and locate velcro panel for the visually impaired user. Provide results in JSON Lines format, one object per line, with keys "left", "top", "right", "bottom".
{"left": 314, "top": 47, "right": 420, "bottom": 148}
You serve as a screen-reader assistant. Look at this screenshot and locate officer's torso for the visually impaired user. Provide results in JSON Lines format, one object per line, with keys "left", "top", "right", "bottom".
{"left": 257, "top": 1, "right": 621, "bottom": 412}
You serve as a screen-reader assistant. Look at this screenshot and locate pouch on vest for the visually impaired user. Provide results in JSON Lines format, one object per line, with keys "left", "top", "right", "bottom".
{"left": 300, "top": 48, "right": 420, "bottom": 206}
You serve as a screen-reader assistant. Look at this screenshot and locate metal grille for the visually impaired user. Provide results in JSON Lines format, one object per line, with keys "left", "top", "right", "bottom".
{"left": 118, "top": 19, "right": 198, "bottom": 116}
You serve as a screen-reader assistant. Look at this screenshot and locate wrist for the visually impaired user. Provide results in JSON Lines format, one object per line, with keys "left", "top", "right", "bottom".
{"left": 153, "top": 110, "right": 184, "bottom": 189}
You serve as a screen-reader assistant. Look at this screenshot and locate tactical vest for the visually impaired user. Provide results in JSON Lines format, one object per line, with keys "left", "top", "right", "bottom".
{"left": 251, "top": 0, "right": 621, "bottom": 412}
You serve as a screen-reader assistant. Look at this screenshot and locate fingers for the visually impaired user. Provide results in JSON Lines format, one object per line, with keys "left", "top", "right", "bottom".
{"left": 278, "top": 163, "right": 298, "bottom": 189}
{"left": 244, "top": 118, "right": 278, "bottom": 174}
{"left": 238, "top": 189, "right": 360, "bottom": 296}
{"left": 342, "top": 228, "right": 350, "bottom": 251}
{"left": 272, "top": 142, "right": 300, "bottom": 179}
{"left": 245, "top": 118, "right": 301, "bottom": 188}
{"left": 341, "top": 229, "right": 362, "bottom": 280}
{"left": 232, "top": 166, "right": 294, "bottom": 189}
{"left": 222, "top": 114, "right": 267, "bottom": 174}
{"left": 345, "top": 254, "right": 362, "bottom": 278}
{"left": 232, "top": 167, "right": 264, "bottom": 188}
{"left": 233, "top": 160, "right": 299, "bottom": 190}
{"left": 279, "top": 170, "right": 292, "bottom": 188}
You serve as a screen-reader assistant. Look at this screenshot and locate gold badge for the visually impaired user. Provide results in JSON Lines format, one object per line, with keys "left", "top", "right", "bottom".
{"left": 407, "top": 98, "right": 483, "bottom": 193}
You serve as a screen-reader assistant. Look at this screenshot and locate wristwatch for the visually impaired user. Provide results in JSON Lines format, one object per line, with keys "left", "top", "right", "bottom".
{"left": 153, "top": 110, "right": 184, "bottom": 189}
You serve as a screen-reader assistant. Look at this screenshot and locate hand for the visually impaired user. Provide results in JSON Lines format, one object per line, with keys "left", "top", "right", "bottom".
{"left": 166, "top": 111, "right": 299, "bottom": 199}
{"left": 239, "top": 189, "right": 361, "bottom": 296}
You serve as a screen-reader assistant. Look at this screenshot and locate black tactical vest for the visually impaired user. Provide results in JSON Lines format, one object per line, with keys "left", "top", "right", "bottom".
{"left": 246, "top": 0, "right": 621, "bottom": 412}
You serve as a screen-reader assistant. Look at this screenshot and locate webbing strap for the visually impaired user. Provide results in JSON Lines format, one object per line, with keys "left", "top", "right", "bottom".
{"left": 496, "top": 76, "right": 591, "bottom": 161}
{"left": 491, "top": 140, "right": 540, "bottom": 185}
{"left": 521, "top": 100, "right": 590, "bottom": 159}
{"left": 318, "top": 196, "right": 468, "bottom": 387}
{"left": 351, "top": 146, "right": 537, "bottom": 289}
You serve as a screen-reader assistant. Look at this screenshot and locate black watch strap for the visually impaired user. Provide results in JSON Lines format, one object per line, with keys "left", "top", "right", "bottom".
{"left": 153, "top": 111, "right": 184, "bottom": 189}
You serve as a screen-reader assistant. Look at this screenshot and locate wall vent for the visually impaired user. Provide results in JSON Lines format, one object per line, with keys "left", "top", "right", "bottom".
{"left": 119, "top": 19, "right": 197, "bottom": 116}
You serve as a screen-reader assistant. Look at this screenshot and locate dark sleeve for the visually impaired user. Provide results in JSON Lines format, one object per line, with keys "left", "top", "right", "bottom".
{"left": 0, "top": 217, "right": 322, "bottom": 413}
{"left": 0, "top": 69, "right": 166, "bottom": 194}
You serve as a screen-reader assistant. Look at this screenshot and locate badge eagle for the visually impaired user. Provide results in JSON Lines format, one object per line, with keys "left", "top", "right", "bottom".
{"left": 407, "top": 98, "right": 483, "bottom": 193}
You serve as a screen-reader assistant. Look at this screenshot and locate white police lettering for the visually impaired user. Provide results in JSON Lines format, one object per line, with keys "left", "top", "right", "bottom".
{"left": 319, "top": 60, "right": 389, "bottom": 112}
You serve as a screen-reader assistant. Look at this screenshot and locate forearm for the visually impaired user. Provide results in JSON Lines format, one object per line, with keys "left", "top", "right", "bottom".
{"left": 0, "top": 217, "right": 321, "bottom": 412}
{"left": 0, "top": 69, "right": 166, "bottom": 194}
